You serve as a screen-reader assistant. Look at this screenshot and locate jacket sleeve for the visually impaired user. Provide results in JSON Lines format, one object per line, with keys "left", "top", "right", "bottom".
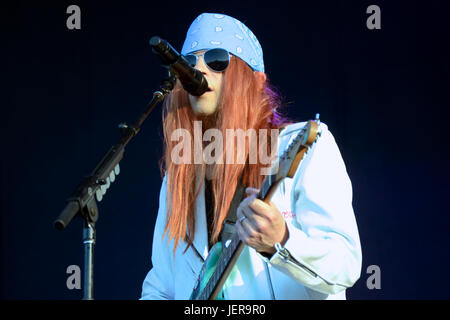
{"left": 140, "top": 175, "right": 175, "bottom": 300}
{"left": 268, "top": 124, "right": 362, "bottom": 295}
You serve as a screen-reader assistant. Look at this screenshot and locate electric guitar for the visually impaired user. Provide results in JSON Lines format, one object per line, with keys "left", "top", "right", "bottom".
{"left": 189, "top": 117, "right": 322, "bottom": 300}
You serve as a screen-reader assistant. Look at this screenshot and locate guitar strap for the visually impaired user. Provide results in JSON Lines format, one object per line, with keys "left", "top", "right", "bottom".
{"left": 220, "top": 177, "right": 246, "bottom": 244}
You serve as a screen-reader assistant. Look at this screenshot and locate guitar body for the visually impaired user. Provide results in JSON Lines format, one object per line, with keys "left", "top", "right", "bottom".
{"left": 190, "top": 242, "right": 226, "bottom": 300}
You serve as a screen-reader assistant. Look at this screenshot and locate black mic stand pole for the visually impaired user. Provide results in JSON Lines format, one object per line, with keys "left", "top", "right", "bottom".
{"left": 54, "top": 73, "right": 176, "bottom": 300}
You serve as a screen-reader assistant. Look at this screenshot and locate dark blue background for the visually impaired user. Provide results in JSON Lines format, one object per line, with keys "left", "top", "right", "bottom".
{"left": 2, "top": 0, "right": 449, "bottom": 299}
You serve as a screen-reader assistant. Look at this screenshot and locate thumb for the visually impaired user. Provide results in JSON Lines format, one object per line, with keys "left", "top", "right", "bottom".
{"left": 245, "top": 187, "right": 259, "bottom": 197}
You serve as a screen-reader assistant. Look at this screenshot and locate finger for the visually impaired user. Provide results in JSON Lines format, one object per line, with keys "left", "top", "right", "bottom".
{"left": 240, "top": 217, "right": 258, "bottom": 242}
{"left": 245, "top": 187, "right": 259, "bottom": 197}
{"left": 236, "top": 205, "right": 245, "bottom": 222}
{"left": 238, "top": 192, "right": 257, "bottom": 212}
{"left": 235, "top": 217, "right": 251, "bottom": 244}
{"left": 240, "top": 204, "right": 260, "bottom": 231}
{"left": 248, "top": 198, "right": 272, "bottom": 219}
{"left": 237, "top": 203, "right": 257, "bottom": 232}
{"left": 237, "top": 198, "right": 257, "bottom": 223}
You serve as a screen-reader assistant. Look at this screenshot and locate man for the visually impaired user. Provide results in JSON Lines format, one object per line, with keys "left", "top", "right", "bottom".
{"left": 141, "top": 13, "right": 362, "bottom": 299}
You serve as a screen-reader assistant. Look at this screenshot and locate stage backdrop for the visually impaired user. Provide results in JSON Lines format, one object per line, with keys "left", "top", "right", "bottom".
{"left": 2, "top": 0, "right": 449, "bottom": 299}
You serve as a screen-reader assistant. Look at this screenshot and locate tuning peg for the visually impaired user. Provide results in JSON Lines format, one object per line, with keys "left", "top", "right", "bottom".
{"left": 105, "top": 177, "right": 110, "bottom": 189}
{"left": 100, "top": 184, "right": 107, "bottom": 196}
{"left": 95, "top": 178, "right": 106, "bottom": 186}
{"left": 109, "top": 170, "right": 116, "bottom": 183}
{"left": 96, "top": 189, "right": 103, "bottom": 202}
{"left": 114, "top": 164, "right": 120, "bottom": 175}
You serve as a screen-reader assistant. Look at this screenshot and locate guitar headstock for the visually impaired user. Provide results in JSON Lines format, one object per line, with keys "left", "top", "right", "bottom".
{"left": 276, "top": 116, "right": 322, "bottom": 180}
{"left": 257, "top": 115, "right": 322, "bottom": 201}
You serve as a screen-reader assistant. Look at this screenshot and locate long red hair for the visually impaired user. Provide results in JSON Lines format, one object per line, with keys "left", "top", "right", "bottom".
{"left": 160, "top": 56, "right": 290, "bottom": 253}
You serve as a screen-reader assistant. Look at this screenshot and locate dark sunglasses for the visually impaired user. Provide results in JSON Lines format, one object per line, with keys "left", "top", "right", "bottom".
{"left": 184, "top": 48, "right": 231, "bottom": 72}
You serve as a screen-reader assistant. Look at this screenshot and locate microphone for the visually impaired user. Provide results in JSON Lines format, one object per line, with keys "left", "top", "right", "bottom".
{"left": 150, "top": 36, "right": 209, "bottom": 96}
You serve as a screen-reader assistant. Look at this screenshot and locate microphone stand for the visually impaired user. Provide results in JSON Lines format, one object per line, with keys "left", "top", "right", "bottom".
{"left": 54, "top": 73, "right": 176, "bottom": 300}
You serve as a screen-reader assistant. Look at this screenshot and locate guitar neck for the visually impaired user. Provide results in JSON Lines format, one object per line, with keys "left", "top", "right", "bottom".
{"left": 198, "top": 177, "right": 282, "bottom": 300}
{"left": 201, "top": 233, "right": 244, "bottom": 300}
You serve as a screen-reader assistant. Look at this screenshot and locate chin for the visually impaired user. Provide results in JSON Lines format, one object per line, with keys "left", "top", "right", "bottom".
{"left": 192, "top": 103, "right": 217, "bottom": 116}
{"left": 194, "top": 109, "right": 215, "bottom": 116}
{"left": 189, "top": 94, "right": 219, "bottom": 116}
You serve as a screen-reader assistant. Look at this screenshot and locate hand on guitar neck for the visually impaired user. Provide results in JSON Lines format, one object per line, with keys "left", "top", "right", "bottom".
{"left": 235, "top": 187, "right": 289, "bottom": 255}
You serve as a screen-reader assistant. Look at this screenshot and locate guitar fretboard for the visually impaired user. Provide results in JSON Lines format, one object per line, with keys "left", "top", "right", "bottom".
{"left": 196, "top": 232, "right": 241, "bottom": 300}
{"left": 258, "top": 173, "right": 277, "bottom": 200}
{"left": 195, "top": 174, "right": 278, "bottom": 300}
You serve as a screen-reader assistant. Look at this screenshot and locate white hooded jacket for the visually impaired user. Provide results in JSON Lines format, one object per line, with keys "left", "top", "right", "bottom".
{"left": 141, "top": 122, "right": 362, "bottom": 300}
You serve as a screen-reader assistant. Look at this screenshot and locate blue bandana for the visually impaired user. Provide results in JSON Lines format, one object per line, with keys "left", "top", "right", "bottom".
{"left": 181, "top": 13, "right": 265, "bottom": 73}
